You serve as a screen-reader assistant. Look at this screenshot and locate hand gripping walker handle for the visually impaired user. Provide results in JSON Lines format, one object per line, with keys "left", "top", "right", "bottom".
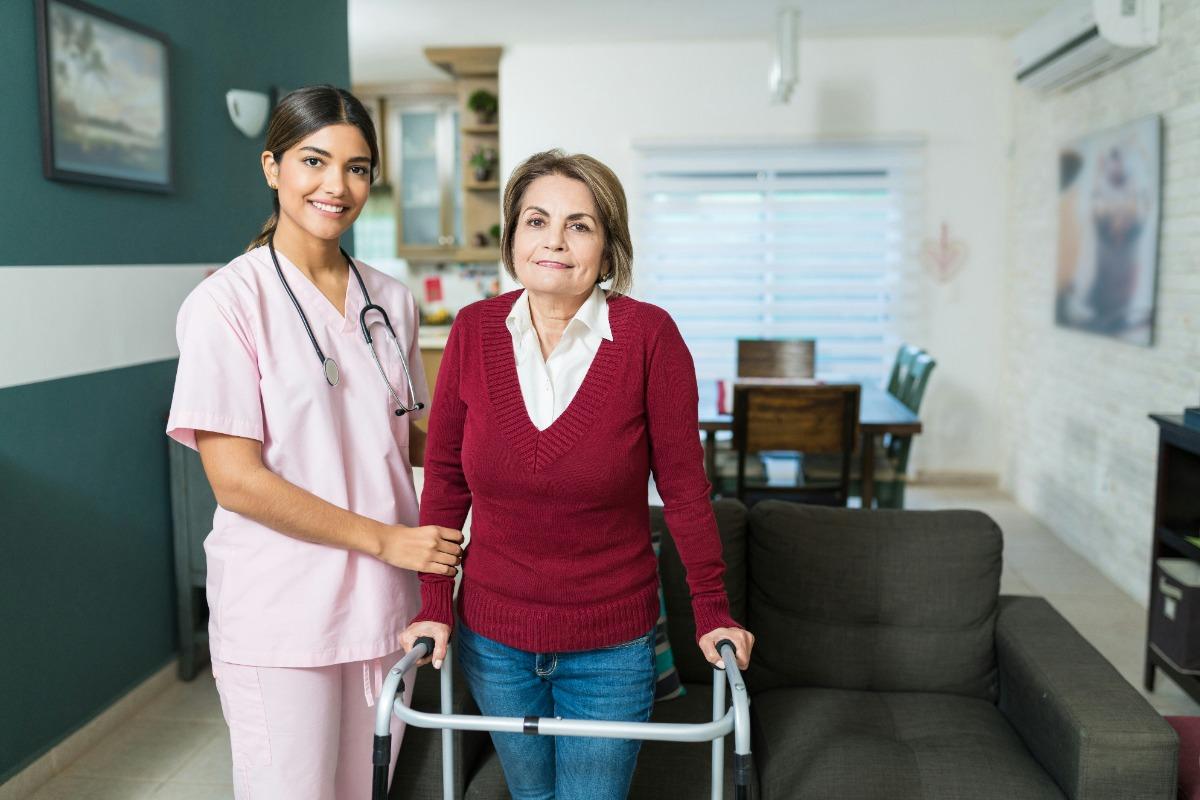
{"left": 413, "top": 636, "right": 436, "bottom": 658}
{"left": 372, "top": 636, "right": 439, "bottom": 800}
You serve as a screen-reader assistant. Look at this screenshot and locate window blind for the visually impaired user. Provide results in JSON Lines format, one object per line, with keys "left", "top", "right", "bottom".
{"left": 632, "top": 141, "right": 925, "bottom": 407}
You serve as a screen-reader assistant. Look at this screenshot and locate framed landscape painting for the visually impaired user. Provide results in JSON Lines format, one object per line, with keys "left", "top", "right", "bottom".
{"left": 1055, "top": 115, "right": 1161, "bottom": 346}
{"left": 35, "top": 0, "right": 173, "bottom": 192}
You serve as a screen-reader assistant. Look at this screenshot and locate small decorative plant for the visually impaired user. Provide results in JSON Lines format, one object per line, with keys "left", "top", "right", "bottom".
{"left": 468, "top": 89, "right": 498, "bottom": 124}
{"left": 488, "top": 223, "right": 501, "bottom": 243}
{"left": 469, "top": 146, "right": 498, "bottom": 182}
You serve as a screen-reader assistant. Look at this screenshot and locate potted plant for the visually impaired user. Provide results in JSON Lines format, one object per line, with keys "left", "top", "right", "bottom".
{"left": 488, "top": 223, "right": 502, "bottom": 244}
{"left": 469, "top": 146, "right": 498, "bottom": 182}
{"left": 468, "top": 89, "right": 498, "bottom": 124}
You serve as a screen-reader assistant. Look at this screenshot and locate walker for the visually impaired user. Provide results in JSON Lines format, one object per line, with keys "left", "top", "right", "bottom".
{"left": 371, "top": 637, "right": 753, "bottom": 800}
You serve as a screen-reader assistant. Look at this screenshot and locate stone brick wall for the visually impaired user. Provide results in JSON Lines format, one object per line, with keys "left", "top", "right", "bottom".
{"left": 1004, "top": 0, "right": 1200, "bottom": 601}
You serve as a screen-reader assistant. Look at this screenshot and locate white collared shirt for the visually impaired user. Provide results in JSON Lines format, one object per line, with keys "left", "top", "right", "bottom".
{"left": 505, "top": 286, "right": 612, "bottom": 431}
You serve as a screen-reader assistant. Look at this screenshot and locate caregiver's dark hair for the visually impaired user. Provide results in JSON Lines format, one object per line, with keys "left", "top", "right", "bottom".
{"left": 247, "top": 85, "right": 380, "bottom": 251}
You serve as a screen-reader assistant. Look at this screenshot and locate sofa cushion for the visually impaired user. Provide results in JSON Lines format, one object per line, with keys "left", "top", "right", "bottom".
{"left": 651, "top": 499, "right": 749, "bottom": 685}
{"left": 746, "top": 502, "right": 1001, "bottom": 699}
{"left": 752, "top": 687, "right": 1064, "bottom": 800}
{"left": 463, "top": 754, "right": 508, "bottom": 800}
{"left": 649, "top": 527, "right": 685, "bottom": 701}
{"left": 631, "top": 680, "right": 755, "bottom": 799}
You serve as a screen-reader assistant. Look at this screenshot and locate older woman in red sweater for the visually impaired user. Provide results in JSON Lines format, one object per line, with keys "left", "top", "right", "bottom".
{"left": 401, "top": 149, "right": 754, "bottom": 800}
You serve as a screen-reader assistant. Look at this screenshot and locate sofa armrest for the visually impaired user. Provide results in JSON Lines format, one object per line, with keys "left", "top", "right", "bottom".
{"left": 390, "top": 660, "right": 489, "bottom": 800}
{"left": 995, "top": 595, "right": 1177, "bottom": 800}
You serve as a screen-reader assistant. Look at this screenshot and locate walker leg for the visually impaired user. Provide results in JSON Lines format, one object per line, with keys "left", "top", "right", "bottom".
{"left": 441, "top": 644, "right": 454, "bottom": 800}
{"left": 371, "top": 734, "right": 391, "bottom": 800}
{"left": 712, "top": 667, "right": 726, "bottom": 800}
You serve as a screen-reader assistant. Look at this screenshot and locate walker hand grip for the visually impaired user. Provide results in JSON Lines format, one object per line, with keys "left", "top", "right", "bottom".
{"left": 716, "top": 638, "right": 737, "bottom": 657}
{"left": 414, "top": 636, "right": 436, "bottom": 658}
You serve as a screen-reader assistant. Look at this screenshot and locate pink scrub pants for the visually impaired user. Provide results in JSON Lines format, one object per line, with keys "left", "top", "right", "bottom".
{"left": 211, "top": 648, "right": 411, "bottom": 799}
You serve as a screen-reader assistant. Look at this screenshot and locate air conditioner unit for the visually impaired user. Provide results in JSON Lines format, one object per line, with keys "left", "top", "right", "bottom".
{"left": 1012, "top": 0, "right": 1159, "bottom": 91}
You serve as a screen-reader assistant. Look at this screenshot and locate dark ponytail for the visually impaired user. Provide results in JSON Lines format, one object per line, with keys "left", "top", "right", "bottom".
{"left": 246, "top": 85, "right": 380, "bottom": 251}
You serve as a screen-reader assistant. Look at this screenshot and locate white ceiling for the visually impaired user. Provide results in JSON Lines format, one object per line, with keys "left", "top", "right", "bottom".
{"left": 349, "top": 0, "right": 1061, "bottom": 84}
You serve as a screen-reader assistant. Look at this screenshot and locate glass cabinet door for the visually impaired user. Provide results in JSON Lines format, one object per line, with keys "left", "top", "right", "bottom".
{"left": 399, "top": 110, "right": 442, "bottom": 247}
{"left": 451, "top": 109, "right": 464, "bottom": 247}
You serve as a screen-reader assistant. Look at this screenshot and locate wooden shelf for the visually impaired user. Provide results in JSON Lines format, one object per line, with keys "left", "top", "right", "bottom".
{"left": 424, "top": 46, "right": 502, "bottom": 79}
{"left": 1157, "top": 525, "right": 1200, "bottom": 560}
{"left": 456, "top": 246, "right": 501, "bottom": 262}
{"left": 413, "top": 46, "right": 502, "bottom": 274}
{"left": 398, "top": 245, "right": 501, "bottom": 264}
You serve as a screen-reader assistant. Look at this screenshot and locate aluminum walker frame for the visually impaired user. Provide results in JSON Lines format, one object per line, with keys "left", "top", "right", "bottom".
{"left": 371, "top": 637, "right": 752, "bottom": 800}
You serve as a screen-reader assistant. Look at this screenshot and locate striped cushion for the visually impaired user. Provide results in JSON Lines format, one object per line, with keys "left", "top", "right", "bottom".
{"left": 650, "top": 528, "right": 686, "bottom": 702}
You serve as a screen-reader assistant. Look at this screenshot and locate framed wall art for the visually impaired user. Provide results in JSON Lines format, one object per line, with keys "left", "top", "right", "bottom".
{"left": 35, "top": 0, "right": 173, "bottom": 192}
{"left": 1055, "top": 115, "right": 1161, "bottom": 346}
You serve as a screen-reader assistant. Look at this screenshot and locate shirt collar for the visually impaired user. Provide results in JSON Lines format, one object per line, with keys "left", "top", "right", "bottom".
{"left": 572, "top": 285, "right": 614, "bottom": 342}
{"left": 505, "top": 290, "right": 534, "bottom": 338}
{"left": 505, "top": 286, "right": 613, "bottom": 342}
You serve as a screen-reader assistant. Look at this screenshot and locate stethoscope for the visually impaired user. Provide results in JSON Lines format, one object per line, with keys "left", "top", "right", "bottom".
{"left": 268, "top": 234, "right": 425, "bottom": 417}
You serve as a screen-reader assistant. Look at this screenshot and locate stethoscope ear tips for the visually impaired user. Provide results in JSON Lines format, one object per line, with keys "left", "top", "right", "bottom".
{"left": 393, "top": 403, "right": 424, "bottom": 418}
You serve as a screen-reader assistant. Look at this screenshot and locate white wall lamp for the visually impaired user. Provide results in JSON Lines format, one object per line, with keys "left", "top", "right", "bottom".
{"left": 226, "top": 89, "right": 270, "bottom": 138}
{"left": 769, "top": 7, "right": 800, "bottom": 104}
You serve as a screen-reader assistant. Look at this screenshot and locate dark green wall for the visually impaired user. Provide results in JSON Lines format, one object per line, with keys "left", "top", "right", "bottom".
{"left": 0, "top": 361, "right": 178, "bottom": 780}
{"left": 0, "top": 0, "right": 350, "bottom": 782}
{"left": 0, "top": 0, "right": 351, "bottom": 266}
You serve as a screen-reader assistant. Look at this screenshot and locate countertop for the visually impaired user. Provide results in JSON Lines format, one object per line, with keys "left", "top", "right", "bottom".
{"left": 418, "top": 325, "right": 451, "bottom": 349}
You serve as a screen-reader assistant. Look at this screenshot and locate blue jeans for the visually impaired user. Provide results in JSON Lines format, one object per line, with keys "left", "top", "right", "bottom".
{"left": 455, "top": 622, "right": 656, "bottom": 800}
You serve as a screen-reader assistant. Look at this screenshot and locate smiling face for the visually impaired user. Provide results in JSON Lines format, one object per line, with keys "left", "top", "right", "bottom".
{"left": 262, "top": 123, "right": 372, "bottom": 245}
{"left": 511, "top": 173, "right": 606, "bottom": 301}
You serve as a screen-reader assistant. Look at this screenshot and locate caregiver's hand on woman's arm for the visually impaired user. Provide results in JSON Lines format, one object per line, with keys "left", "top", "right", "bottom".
{"left": 375, "top": 525, "right": 463, "bottom": 575}
{"left": 401, "top": 621, "right": 452, "bottom": 669}
{"left": 195, "top": 430, "right": 462, "bottom": 574}
{"left": 698, "top": 627, "right": 755, "bottom": 670}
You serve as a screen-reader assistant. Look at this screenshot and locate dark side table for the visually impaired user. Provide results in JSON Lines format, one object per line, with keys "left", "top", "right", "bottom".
{"left": 1145, "top": 414, "right": 1200, "bottom": 703}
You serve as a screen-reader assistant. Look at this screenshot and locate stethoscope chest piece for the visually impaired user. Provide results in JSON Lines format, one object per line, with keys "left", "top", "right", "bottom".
{"left": 269, "top": 234, "right": 423, "bottom": 416}
{"left": 323, "top": 357, "right": 340, "bottom": 387}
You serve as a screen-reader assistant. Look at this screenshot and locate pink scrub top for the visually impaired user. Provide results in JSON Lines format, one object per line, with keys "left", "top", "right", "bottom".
{"left": 166, "top": 246, "right": 428, "bottom": 668}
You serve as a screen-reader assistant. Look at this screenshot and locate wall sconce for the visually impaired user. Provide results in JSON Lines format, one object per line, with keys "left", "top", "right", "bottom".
{"left": 226, "top": 89, "right": 270, "bottom": 138}
{"left": 769, "top": 8, "right": 800, "bottom": 104}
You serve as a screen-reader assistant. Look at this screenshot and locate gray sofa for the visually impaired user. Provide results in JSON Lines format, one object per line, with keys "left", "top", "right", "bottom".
{"left": 391, "top": 500, "right": 1178, "bottom": 799}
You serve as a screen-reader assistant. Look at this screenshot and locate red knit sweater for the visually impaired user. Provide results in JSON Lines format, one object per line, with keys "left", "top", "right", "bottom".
{"left": 411, "top": 290, "right": 737, "bottom": 652}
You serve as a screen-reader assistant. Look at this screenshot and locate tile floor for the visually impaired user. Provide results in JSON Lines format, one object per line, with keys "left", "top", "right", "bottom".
{"left": 11, "top": 485, "right": 1200, "bottom": 799}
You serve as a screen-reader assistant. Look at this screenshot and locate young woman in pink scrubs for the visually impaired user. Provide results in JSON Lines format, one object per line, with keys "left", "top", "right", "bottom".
{"left": 166, "top": 85, "right": 463, "bottom": 799}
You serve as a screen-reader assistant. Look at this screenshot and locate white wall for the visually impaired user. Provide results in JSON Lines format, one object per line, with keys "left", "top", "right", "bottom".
{"left": 0, "top": 264, "right": 214, "bottom": 390}
{"left": 499, "top": 36, "right": 1013, "bottom": 477}
{"left": 1004, "top": 0, "right": 1200, "bottom": 602}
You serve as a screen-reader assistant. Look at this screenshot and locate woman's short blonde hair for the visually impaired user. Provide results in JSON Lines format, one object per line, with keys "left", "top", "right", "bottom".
{"left": 500, "top": 149, "right": 634, "bottom": 296}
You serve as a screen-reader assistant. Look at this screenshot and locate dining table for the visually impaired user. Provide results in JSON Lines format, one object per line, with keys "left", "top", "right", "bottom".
{"left": 698, "top": 380, "right": 923, "bottom": 508}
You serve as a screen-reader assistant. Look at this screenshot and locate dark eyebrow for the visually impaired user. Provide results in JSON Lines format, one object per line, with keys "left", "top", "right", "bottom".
{"left": 299, "top": 146, "right": 372, "bottom": 163}
{"left": 524, "top": 205, "right": 597, "bottom": 223}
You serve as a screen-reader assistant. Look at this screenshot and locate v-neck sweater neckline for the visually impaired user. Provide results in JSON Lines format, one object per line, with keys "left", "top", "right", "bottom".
{"left": 479, "top": 290, "right": 630, "bottom": 472}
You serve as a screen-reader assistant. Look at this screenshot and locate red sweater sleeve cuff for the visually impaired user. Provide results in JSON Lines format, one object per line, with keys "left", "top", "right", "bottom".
{"left": 691, "top": 594, "right": 739, "bottom": 641}
{"left": 409, "top": 577, "right": 455, "bottom": 629}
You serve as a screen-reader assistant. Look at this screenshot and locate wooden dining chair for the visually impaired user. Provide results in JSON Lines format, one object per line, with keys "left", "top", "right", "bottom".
{"left": 872, "top": 353, "right": 937, "bottom": 508}
{"left": 737, "top": 338, "right": 816, "bottom": 379}
{"left": 886, "top": 344, "right": 923, "bottom": 399}
{"left": 807, "top": 352, "right": 936, "bottom": 509}
{"left": 731, "top": 383, "right": 860, "bottom": 507}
